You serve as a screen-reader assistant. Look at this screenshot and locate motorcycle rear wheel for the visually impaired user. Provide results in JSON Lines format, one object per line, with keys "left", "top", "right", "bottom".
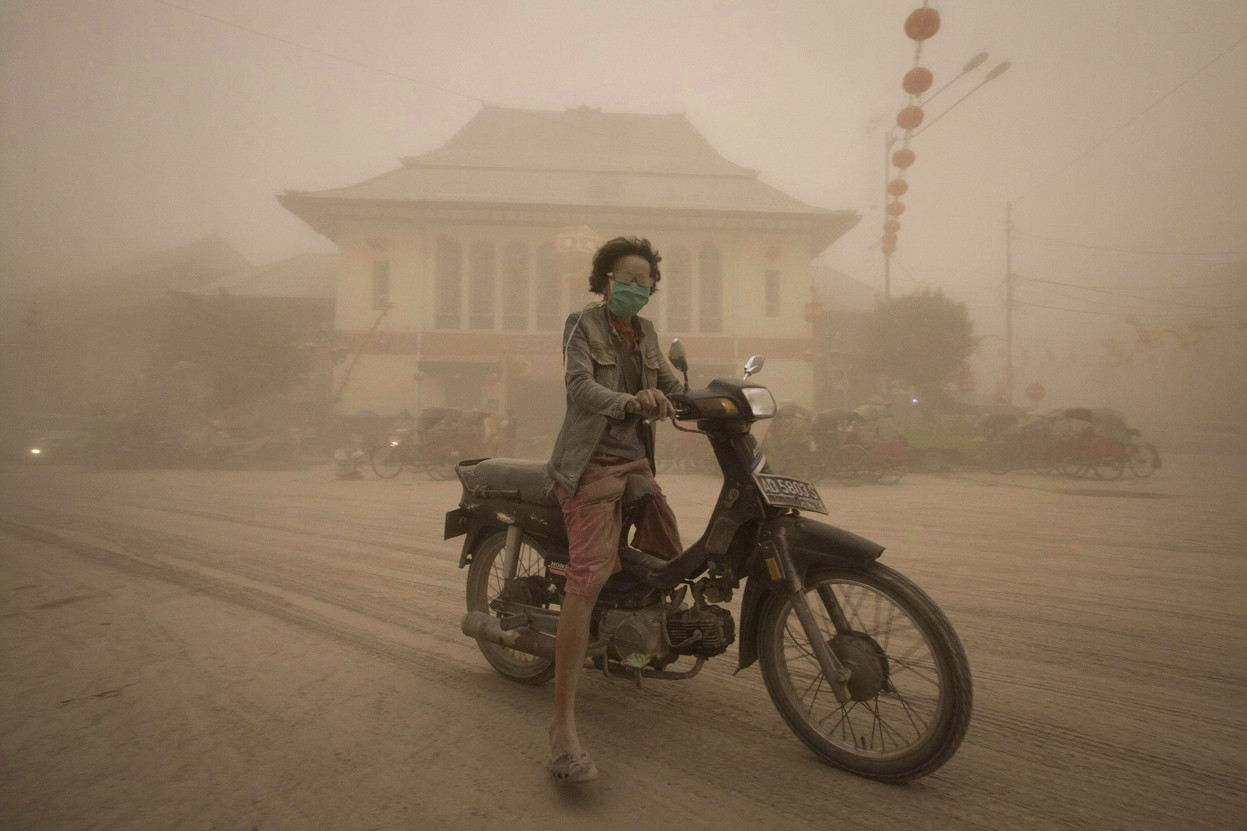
{"left": 465, "top": 530, "right": 557, "bottom": 685}
{"left": 758, "top": 563, "right": 972, "bottom": 782}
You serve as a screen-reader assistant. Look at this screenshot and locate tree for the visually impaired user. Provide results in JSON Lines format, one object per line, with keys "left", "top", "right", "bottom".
{"left": 864, "top": 289, "right": 975, "bottom": 398}
{"left": 149, "top": 295, "right": 309, "bottom": 417}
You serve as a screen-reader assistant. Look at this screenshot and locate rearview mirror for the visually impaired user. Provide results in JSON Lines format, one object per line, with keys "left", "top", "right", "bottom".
{"left": 668, "top": 339, "right": 689, "bottom": 373}
{"left": 743, "top": 355, "right": 765, "bottom": 379}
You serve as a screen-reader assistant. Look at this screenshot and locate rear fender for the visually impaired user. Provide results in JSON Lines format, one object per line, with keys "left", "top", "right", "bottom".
{"left": 735, "top": 515, "right": 885, "bottom": 672}
{"left": 446, "top": 500, "right": 566, "bottom": 568}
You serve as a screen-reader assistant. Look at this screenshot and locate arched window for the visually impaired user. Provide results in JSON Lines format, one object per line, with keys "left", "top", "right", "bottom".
{"left": 501, "top": 241, "right": 529, "bottom": 330}
{"left": 469, "top": 241, "right": 496, "bottom": 330}
{"left": 435, "top": 236, "right": 462, "bottom": 329}
{"left": 665, "top": 246, "right": 692, "bottom": 332}
{"left": 534, "top": 241, "right": 561, "bottom": 331}
{"left": 698, "top": 242, "right": 723, "bottom": 332}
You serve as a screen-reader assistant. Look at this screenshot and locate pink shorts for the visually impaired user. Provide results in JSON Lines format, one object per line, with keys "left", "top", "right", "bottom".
{"left": 554, "top": 455, "right": 682, "bottom": 597}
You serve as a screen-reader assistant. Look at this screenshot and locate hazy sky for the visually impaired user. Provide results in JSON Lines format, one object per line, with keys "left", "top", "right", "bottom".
{"left": 3, "top": 0, "right": 1245, "bottom": 345}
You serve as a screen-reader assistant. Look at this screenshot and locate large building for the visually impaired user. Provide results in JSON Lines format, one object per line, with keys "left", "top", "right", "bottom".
{"left": 279, "top": 105, "right": 859, "bottom": 435}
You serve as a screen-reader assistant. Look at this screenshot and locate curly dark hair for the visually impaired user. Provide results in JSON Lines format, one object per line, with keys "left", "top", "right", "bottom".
{"left": 588, "top": 236, "right": 662, "bottom": 296}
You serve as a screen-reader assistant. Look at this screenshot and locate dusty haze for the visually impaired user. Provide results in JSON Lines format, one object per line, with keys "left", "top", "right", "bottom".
{"left": 2, "top": 0, "right": 1246, "bottom": 430}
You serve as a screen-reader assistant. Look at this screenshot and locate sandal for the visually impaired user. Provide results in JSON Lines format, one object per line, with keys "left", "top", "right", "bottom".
{"left": 547, "top": 752, "right": 599, "bottom": 783}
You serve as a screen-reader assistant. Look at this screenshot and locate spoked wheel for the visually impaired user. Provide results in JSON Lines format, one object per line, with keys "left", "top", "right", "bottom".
{"left": 1128, "top": 443, "right": 1160, "bottom": 477}
{"left": 425, "top": 458, "right": 457, "bottom": 480}
{"left": 834, "top": 445, "right": 872, "bottom": 486}
{"left": 873, "top": 462, "right": 905, "bottom": 486}
{"left": 758, "top": 564, "right": 972, "bottom": 782}
{"left": 465, "top": 530, "right": 557, "bottom": 684}
{"left": 1057, "top": 456, "right": 1089, "bottom": 478}
{"left": 370, "top": 445, "right": 405, "bottom": 478}
{"left": 1093, "top": 456, "right": 1125, "bottom": 481}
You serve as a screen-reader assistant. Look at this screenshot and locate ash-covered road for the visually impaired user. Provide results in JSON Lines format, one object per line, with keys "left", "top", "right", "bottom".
{"left": 2, "top": 456, "right": 1244, "bottom": 830}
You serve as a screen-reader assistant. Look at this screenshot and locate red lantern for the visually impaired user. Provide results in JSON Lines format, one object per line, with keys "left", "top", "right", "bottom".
{"left": 903, "top": 66, "right": 934, "bottom": 95}
{"left": 883, "top": 219, "right": 901, "bottom": 233}
{"left": 886, "top": 201, "right": 906, "bottom": 216}
{"left": 904, "top": 7, "right": 941, "bottom": 41}
{"left": 882, "top": 232, "right": 898, "bottom": 246}
{"left": 887, "top": 178, "right": 909, "bottom": 197}
{"left": 892, "top": 147, "right": 916, "bottom": 168}
{"left": 896, "top": 105, "right": 925, "bottom": 131}
{"left": 882, "top": 240, "right": 897, "bottom": 255}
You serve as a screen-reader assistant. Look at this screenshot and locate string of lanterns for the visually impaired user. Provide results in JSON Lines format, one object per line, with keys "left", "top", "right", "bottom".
{"left": 883, "top": 4, "right": 941, "bottom": 258}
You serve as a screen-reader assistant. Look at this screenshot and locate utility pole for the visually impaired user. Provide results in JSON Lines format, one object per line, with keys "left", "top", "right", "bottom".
{"left": 1004, "top": 200, "right": 1014, "bottom": 405}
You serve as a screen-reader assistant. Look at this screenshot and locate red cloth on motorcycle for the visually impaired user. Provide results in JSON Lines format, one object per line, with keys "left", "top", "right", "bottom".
{"left": 554, "top": 454, "right": 681, "bottom": 597}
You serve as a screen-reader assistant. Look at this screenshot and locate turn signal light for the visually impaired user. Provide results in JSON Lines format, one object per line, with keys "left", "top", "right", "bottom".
{"left": 698, "top": 397, "right": 739, "bottom": 417}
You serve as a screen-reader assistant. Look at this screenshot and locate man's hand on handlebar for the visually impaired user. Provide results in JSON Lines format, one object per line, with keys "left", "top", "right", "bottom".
{"left": 629, "top": 389, "right": 676, "bottom": 421}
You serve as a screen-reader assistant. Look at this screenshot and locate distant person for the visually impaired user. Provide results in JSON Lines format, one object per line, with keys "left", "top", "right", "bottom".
{"left": 480, "top": 399, "right": 501, "bottom": 457}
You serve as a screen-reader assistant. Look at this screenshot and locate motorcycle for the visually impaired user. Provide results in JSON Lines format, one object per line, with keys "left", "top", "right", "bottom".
{"left": 445, "top": 343, "right": 972, "bottom": 782}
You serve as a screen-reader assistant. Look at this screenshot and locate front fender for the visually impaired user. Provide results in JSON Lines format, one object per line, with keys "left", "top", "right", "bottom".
{"left": 735, "top": 515, "right": 884, "bottom": 673}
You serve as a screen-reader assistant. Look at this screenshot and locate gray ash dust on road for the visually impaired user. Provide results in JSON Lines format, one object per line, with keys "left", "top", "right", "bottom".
{"left": 2, "top": 457, "right": 1245, "bottom": 830}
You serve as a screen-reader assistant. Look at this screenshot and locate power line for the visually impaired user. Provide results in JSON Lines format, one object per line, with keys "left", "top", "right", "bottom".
{"left": 1019, "top": 283, "right": 1158, "bottom": 313}
{"left": 1014, "top": 297, "right": 1244, "bottom": 316}
{"left": 1018, "top": 275, "right": 1218, "bottom": 310}
{"left": 1017, "top": 29, "right": 1247, "bottom": 202}
{"left": 1012, "top": 299, "right": 1176, "bottom": 317}
{"left": 1013, "top": 230, "right": 1247, "bottom": 257}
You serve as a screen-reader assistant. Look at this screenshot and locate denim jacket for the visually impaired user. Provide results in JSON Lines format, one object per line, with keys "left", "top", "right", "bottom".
{"left": 546, "top": 302, "right": 685, "bottom": 496}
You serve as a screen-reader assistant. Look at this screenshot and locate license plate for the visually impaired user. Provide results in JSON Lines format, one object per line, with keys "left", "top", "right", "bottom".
{"left": 754, "top": 473, "right": 828, "bottom": 514}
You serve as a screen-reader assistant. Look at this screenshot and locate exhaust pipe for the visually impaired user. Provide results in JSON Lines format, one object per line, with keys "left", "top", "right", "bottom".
{"left": 461, "top": 611, "right": 557, "bottom": 661}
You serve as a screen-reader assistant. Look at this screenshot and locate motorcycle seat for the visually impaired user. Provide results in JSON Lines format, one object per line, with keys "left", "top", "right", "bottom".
{"left": 457, "top": 459, "right": 659, "bottom": 513}
{"left": 458, "top": 458, "right": 558, "bottom": 506}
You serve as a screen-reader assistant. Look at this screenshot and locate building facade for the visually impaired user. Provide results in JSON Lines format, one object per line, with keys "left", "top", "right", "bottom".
{"left": 280, "top": 106, "right": 858, "bottom": 436}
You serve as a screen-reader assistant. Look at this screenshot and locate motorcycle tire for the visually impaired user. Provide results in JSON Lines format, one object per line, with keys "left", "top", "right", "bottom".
{"left": 370, "top": 445, "right": 405, "bottom": 478}
{"left": 758, "top": 563, "right": 972, "bottom": 782}
{"left": 465, "top": 529, "right": 557, "bottom": 685}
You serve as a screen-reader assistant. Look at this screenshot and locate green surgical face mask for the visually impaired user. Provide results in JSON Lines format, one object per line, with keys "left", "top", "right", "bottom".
{"left": 607, "top": 281, "right": 651, "bottom": 316}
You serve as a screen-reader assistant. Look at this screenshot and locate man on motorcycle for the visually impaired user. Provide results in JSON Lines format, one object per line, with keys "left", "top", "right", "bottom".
{"left": 544, "top": 236, "right": 685, "bottom": 782}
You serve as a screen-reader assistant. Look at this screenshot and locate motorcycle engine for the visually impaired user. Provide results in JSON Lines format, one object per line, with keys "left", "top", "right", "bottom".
{"left": 599, "top": 608, "right": 667, "bottom": 662}
{"left": 666, "top": 605, "right": 735, "bottom": 658}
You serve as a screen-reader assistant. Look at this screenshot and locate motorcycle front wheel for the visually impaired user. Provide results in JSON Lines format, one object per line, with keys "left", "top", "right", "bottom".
{"left": 465, "top": 529, "right": 557, "bottom": 685}
{"left": 758, "top": 563, "right": 972, "bottom": 782}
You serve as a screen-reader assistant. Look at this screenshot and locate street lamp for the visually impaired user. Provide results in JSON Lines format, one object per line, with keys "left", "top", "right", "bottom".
{"left": 881, "top": 56, "right": 1011, "bottom": 299}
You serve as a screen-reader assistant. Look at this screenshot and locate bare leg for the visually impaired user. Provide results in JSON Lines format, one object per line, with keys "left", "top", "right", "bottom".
{"left": 549, "top": 589, "right": 599, "bottom": 760}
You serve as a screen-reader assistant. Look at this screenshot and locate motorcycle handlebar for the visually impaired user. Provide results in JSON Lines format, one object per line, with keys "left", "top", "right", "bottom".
{"left": 669, "top": 393, "right": 694, "bottom": 421}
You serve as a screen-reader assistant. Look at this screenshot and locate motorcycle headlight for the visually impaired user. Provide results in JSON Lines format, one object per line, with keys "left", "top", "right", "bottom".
{"left": 742, "top": 387, "right": 777, "bottom": 419}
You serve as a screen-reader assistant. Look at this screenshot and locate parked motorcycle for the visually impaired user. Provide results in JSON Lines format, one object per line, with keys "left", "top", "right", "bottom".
{"left": 445, "top": 344, "right": 972, "bottom": 781}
